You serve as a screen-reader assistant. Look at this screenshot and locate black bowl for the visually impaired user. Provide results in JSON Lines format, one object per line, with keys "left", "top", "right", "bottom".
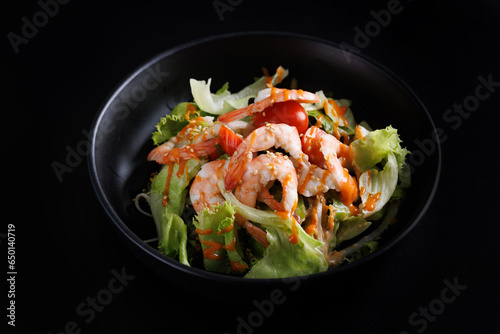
{"left": 88, "top": 32, "right": 440, "bottom": 298}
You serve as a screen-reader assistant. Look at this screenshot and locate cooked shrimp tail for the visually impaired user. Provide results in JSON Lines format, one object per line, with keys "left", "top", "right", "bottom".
{"left": 149, "top": 137, "right": 220, "bottom": 164}
{"left": 243, "top": 221, "right": 269, "bottom": 248}
{"left": 257, "top": 187, "right": 284, "bottom": 212}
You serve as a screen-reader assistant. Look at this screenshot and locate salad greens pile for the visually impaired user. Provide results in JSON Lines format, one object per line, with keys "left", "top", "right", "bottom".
{"left": 137, "top": 67, "right": 410, "bottom": 279}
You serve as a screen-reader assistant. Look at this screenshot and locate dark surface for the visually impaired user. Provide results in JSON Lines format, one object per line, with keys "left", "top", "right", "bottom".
{"left": 4, "top": 1, "right": 500, "bottom": 333}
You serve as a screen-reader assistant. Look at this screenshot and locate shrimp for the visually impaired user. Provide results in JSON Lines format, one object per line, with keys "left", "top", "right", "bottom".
{"left": 302, "top": 126, "right": 359, "bottom": 210}
{"left": 234, "top": 152, "right": 299, "bottom": 216}
{"left": 189, "top": 159, "right": 270, "bottom": 247}
{"left": 234, "top": 152, "right": 299, "bottom": 247}
{"left": 148, "top": 116, "right": 252, "bottom": 164}
{"left": 217, "top": 87, "right": 320, "bottom": 123}
{"left": 224, "top": 123, "right": 307, "bottom": 191}
{"left": 189, "top": 159, "right": 229, "bottom": 213}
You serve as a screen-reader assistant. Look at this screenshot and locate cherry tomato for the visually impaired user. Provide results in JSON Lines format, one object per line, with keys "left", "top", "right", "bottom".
{"left": 219, "top": 124, "right": 243, "bottom": 156}
{"left": 252, "top": 100, "right": 309, "bottom": 134}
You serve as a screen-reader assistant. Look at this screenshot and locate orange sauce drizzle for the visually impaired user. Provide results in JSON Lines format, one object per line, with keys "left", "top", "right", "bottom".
{"left": 270, "top": 86, "right": 278, "bottom": 102}
{"left": 231, "top": 261, "right": 249, "bottom": 272}
{"left": 316, "top": 114, "right": 324, "bottom": 127}
{"left": 319, "top": 169, "right": 330, "bottom": 185}
{"left": 323, "top": 100, "right": 341, "bottom": 139}
{"left": 263, "top": 66, "right": 285, "bottom": 87}
{"left": 345, "top": 203, "right": 359, "bottom": 215}
{"left": 275, "top": 211, "right": 291, "bottom": 219}
{"left": 339, "top": 169, "right": 360, "bottom": 215}
{"left": 305, "top": 203, "right": 319, "bottom": 237}
{"left": 360, "top": 186, "right": 366, "bottom": 196}
{"left": 324, "top": 99, "right": 350, "bottom": 142}
{"left": 281, "top": 174, "right": 298, "bottom": 212}
{"left": 200, "top": 240, "right": 223, "bottom": 260}
{"left": 365, "top": 192, "right": 381, "bottom": 211}
{"left": 199, "top": 229, "right": 248, "bottom": 272}
{"left": 276, "top": 67, "right": 283, "bottom": 83}
{"left": 274, "top": 175, "right": 300, "bottom": 244}
{"left": 175, "top": 159, "right": 187, "bottom": 178}
{"left": 284, "top": 89, "right": 291, "bottom": 100}
{"left": 262, "top": 67, "right": 272, "bottom": 86}
{"left": 355, "top": 125, "right": 366, "bottom": 141}
{"left": 184, "top": 103, "right": 198, "bottom": 121}
{"left": 224, "top": 231, "right": 237, "bottom": 252}
{"left": 162, "top": 163, "right": 175, "bottom": 206}
{"left": 195, "top": 228, "right": 214, "bottom": 235}
{"left": 342, "top": 133, "right": 351, "bottom": 145}
{"left": 289, "top": 220, "right": 299, "bottom": 244}
{"left": 329, "top": 99, "right": 349, "bottom": 126}
{"left": 177, "top": 116, "right": 204, "bottom": 141}
{"left": 250, "top": 130, "right": 258, "bottom": 147}
{"left": 217, "top": 221, "right": 234, "bottom": 234}
{"left": 272, "top": 209, "right": 299, "bottom": 244}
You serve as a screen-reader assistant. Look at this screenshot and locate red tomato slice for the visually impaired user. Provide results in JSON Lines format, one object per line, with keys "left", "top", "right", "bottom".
{"left": 219, "top": 124, "right": 243, "bottom": 156}
{"left": 252, "top": 100, "right": 309, "bottom": 134}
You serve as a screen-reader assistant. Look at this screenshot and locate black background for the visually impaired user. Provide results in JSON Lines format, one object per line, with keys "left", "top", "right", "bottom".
{"left": 3, "top": 0, "right": 500, "bottom": 333}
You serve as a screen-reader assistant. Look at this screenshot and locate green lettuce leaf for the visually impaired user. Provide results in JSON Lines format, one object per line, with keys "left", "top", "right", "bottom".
{"left": 189, "top": 67, "right": 289, "bottom": 115}
{"left": 215, "top": 82, "right": 229, "bottom": 95}
{"left": 350, "top": 126, "right": 410, "bottom": 217}
{"left": 149, "top": 159, "right": 203, "bottom": 266}
{"left": 151, "top": 102, "right": 204, "bottom": 146}
{"left": 193, "top": 202, "right": 248, "bottom": 274}
{"left": 245, "top": 225, "right": 328, "bottom": 279}
{"left": 159, "top": 209, "right": 189, "bottom": 265}
{"left": 336, "top": 216, "right": 372, "bottom": 244}
{"left": 327, "top": 196, "right": 371, "bottom": 248}
{"left": 151, "top": 114, "right": 189, "bottom": 146}
{"left": 151, "top": 159, "right": 202, "bottom": 216}
{"left": 351, "top": 125, "right": 409, "bottom": 174}
{"left": 169, "top": 102, "right": 199, "bottom": 118}
{"left": 329, "top": 196, "right": 352, "bottom": 221}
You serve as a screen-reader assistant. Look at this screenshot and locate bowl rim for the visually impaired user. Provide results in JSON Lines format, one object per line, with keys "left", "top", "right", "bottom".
{"left": 88, "top": 30, "right": 441, "bottom": 285}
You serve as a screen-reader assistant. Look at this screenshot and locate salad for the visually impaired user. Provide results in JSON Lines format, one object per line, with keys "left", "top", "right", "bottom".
{"left": 134, "top": 66, "right": 410, "bottom": 279}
